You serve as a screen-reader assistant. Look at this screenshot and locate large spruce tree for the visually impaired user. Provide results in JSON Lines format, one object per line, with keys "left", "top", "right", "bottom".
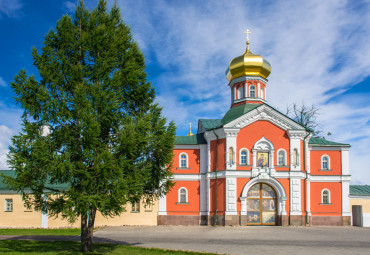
{"left": 5, "top": 0, "right": 175, "bottom": 252}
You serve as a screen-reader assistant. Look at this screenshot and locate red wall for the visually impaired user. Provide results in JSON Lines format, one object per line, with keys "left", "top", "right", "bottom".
{"left": 210, "top": 179, "right": 225, "bottom": 214}
{"left": 236, "top": 120, "right": 290, "bottom": 170}
{"left": 310, "top": 150, "right": 342, "bottom": 175}
{"left": 210, "top": 138, "right": 226, "bottom": 172}
{"left": 310, "top": 182, "right": 342, "bottom": 216}
{"left": 167, "top": 181, "right": 200, "bottom": 215}
{"left": 173, "top": 149, "right": 200, "bottom": 174}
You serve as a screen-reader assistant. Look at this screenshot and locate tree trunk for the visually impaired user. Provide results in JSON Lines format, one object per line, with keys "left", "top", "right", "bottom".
{"left": 81, "top": 208, "right": 97, "bottom": 252}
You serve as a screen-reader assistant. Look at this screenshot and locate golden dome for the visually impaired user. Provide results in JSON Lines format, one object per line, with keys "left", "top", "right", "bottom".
{"left": 226, "top": 41, "right": 272, "bottom": 81}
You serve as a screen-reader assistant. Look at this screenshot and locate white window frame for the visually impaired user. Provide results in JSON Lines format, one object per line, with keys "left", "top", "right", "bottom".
{"left": 178, "top": 187, "right": 188, "bottom": 204}
{"left": 239, "top": 148, "right": 249, "bottom": 165}
{"left": 277, "top": 149, "right": 287, "bottom": 166}
{"left": 179, "top": 152, "right": 189, "bottom": 168}
{"left": 238, "top": 86, "right": 244, "bottom": 99}
{"left": 131, "top": 201, "right": 140, "bottom": 213}
{"left": 321, "top": 155, "right": 330, "bottom": 170}
{"left": 250, "top": 85, "right": 256, "bottom": 98}
{"left": 321, "top": 189, "right": 331, "bottom": 204}
{"left": 5, "top": 198, "right": 13, "bottom": 212}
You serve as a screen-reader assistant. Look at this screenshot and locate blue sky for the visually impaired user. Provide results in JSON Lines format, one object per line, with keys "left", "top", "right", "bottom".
{"left": 0, "top": 0, "right": 369, "bottom": 184}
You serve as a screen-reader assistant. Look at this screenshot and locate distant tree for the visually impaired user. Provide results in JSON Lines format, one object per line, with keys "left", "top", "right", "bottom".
{"left": 286, "top": 103, "right": 322, "bottom": 136}
{"left": 4, "top": 0, "right": 175, "bottom": 252}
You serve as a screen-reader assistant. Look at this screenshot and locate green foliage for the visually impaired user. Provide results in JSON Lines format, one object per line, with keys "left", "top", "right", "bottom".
{"left": 4, "top": 0, "right": 175, "bottom": 248}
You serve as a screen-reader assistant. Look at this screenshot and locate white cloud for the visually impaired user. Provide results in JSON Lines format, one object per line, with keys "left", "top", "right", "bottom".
{"left": 0, "top": 125, "right": 12, "bottom": 170}
{"left": 114, "top": 0, "right": 370, "bottom": 184}
{"left": 63, "top": 1, "right": 77, "bottom": 13}
{"left": 0, "top": 0, "right": 22, "bottom": 18}
{"left": 0, "top": 77, "right": 6, "bottom": 87}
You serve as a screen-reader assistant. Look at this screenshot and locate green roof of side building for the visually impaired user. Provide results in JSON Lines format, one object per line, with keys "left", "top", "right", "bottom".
{"left": 175, "top": 133, "right": 207, "bottom": 145}
{"left": 0, "top": 170, "right": 69, "bottom": 192}
{"left": 308, "top": 137, "right": 350, "bottom": 147}
{"left": 350, "top": 185, "right": 370, "bottom": 196}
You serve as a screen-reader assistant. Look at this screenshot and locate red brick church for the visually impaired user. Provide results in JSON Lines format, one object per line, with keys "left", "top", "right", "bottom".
{"left": 157, "top": 32, "right": 351, "bottom": 226}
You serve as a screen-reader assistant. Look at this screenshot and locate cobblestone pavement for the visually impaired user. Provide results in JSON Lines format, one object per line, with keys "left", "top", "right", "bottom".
{"left": 93, "top": 225, "right": 370, "bottom": 255}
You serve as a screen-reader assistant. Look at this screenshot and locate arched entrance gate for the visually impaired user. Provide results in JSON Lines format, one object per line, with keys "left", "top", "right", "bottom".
{"left": 246, "top": 183, "right": 277, "bottom": 225}
{"left": 240, "top": 178, "right": 288, "bottom": 226}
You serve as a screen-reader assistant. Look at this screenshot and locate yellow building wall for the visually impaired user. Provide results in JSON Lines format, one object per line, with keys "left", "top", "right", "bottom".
{"left": 0, "top": 193, "right": 159, "bottom": 228}
{"left": 350, "top": 198, "right": 370, "bottom": 212}
{"left": 48, "top": 199, "right": 158, "bottom": 227}
{"left": 0, "top": 194, "right": 42, "bottom": 228}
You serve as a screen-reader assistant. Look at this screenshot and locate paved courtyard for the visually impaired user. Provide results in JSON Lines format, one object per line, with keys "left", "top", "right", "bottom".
{"left": 93, "top": 225, "right": 370, "bottom": 255}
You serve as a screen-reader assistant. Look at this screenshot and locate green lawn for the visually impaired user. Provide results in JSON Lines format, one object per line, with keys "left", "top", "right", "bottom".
{"left": 0, "top": 240, "right": 219, "bottom": 254}
{"left": 0, "top": 228, "right": 81, "bottom": 236}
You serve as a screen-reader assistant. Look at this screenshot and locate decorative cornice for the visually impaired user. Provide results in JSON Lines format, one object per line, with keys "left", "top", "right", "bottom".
{"left": 223, "top": 128, "right": 240, "bottom": 137}
{"left": 224, "top": 104, "right": 305, "bottom": 131}
{"left": 229, "top": 76, "right": 267, "bottom": 87}
{"left": 287, "top": 130, "right": 308, "bottom": 139}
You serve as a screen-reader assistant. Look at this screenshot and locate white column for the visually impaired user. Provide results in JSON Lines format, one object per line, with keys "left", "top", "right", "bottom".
{"left": 257, "top": 83, "right": 261, "bottom": 98}
{"left": 244, "top": 82, "right": 247, "bottom": 98}
{"left": 240, "top": 197, "right": 247, "bottom": 215}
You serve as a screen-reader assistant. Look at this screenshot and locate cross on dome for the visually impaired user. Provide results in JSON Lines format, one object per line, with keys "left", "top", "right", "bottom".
{"left": 244, "top": 29, "right": 252, "bottom": 42}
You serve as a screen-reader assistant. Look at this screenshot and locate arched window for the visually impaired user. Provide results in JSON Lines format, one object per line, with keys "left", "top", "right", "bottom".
{"left": 179, "top": 153, "right": 188, "bottom": 168}
{"left": 321, "top": 155, "right": 330, "bottom": 170}
{"left": 178, "top": 188, "right": 188, "bottom": 203}
{"left": 238, "top": 86, "right": 243, "bottom": 99}
{"left": 277, "top": 149, "right": 286, "bottom": 166}
{"left": 250, "top": 85, "right": 256, "bottom": 98}
{"left": 239, "top": 148, "right": 248, "bottom": 165}
{"left": 321, "top": 189, "right": 330, "bottom": 204}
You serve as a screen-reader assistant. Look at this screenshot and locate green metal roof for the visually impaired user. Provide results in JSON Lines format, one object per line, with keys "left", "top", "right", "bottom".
{"left": 175, "top": 133, "right": 207, "bottom": 145}
{"left": 0, "top": 170, "right": 69, "bottom": 192}
{"left": 198, "top": 119, "right": 222, "bottom": 131}
{"left": 309, "top": 137, "right": 350, "bottom": 147}
{"left": 350, "top": 185, "right": 370, "bottom": 196}
{"left": 221, "top": 103, "right": 261, "bottom": 124}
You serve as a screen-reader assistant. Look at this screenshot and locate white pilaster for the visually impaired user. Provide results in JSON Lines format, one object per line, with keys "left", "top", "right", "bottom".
{"left": 342, "top": 180, "right": 351, "bottom": 216}
{"left": 290, "top": 177, "right": 302, "bottom": 215}
{"left": 225, "top": 177, "right": 237, "bottom": 215}
{"left": 287, "top": 130, "right": 307, "bottom": 171}
{"left": 41, "top": 194, "right": 48, "bottom": 228}
{"left": 257, "top": 82, "right": 260, "bottom": 98}
{"left": 341, "top": 148, "right": 350, "bottom": 175}
{"left": 224, "top": 128, "right": 240, "bottom": 170}
{"left": 158, "top": 194, "right": 167, "bottom": 215}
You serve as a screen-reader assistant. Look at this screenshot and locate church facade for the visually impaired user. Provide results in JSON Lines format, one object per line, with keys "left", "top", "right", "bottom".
{"left": 157, "top": 37, "right": 352, "bottom": 226}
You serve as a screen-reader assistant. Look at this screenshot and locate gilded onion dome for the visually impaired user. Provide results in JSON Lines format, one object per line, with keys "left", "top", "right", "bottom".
{"left": 226, "top": 34, "right": 272, "bottom": 81}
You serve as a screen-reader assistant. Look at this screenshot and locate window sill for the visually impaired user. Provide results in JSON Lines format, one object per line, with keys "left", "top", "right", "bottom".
{"left": 237, "top": 164, "right": 252, "bottom": 167}
{"left": 4, "top": 211, "right": 12, "bottom": 212}
{"left": 176, "top": 167, "right": 190, "bottom": 170}
{"left": 130, "top": 211, "right": 140, "bottom": 213}
{"left": 319, "top": 169, "right": 332, "bottom": 172}
{"left": 144, "top": 210, "right": 153, "bottom": 212}
{"left": 176, "top": 202, "right": 189, "bottom": 205}
{"left": 319, "top": 203, "right": 332, "bottom": 205}
{"left": 275, "top": 165, "right": 289, "bottom": 167}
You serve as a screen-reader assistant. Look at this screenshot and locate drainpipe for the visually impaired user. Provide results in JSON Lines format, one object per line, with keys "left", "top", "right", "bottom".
{"left": 303, "top": 131, "right": 311, "bottom": 225}
{"left": 213, "top": 130, "right": 219, "bottom": 225}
